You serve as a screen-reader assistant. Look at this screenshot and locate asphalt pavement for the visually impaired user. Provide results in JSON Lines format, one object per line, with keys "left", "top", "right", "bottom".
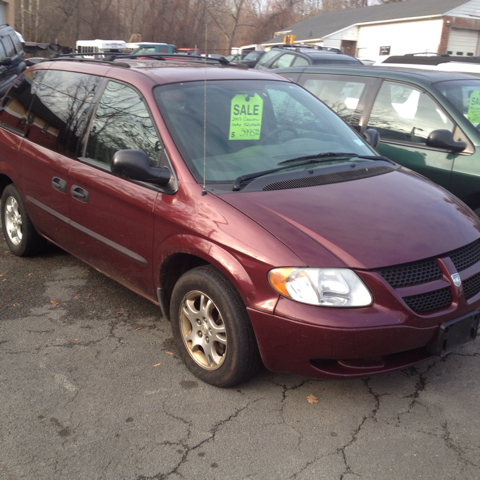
{"left": 1, "top": 237, "right": 480, "bottom": 480}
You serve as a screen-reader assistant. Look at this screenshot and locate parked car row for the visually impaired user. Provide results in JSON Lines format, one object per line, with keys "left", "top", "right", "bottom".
{"left": 227, "top": 45, "right": 362, "bottom": 70}
{"left": 1, "top": 50, "right": 480, "bottom": 388}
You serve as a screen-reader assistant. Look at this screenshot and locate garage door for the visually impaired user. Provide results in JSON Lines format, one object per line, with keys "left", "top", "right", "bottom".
{"left": 447, "top": 28, "right": 479, "bottom": 56}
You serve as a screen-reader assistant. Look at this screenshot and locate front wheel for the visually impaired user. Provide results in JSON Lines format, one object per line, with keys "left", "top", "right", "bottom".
{"left": 1, "top": 184, "right": 47, "bottom": 256}
{"left": 170, "top": 266, "right": 261, "bottom": 387}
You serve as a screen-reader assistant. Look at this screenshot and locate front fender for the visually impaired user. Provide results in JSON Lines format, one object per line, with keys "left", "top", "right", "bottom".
{"left": 156, "top": 234, "right": 279, "bottom": 313}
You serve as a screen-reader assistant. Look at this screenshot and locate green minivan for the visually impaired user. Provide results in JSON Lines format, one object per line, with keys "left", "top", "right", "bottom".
{"left": 274, "top": 65, "right": 480, "bottom": 214}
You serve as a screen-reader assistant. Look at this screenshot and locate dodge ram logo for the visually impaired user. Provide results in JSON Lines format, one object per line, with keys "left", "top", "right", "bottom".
{"left": 451, "top": 273, "right": 461, "bottom": 287}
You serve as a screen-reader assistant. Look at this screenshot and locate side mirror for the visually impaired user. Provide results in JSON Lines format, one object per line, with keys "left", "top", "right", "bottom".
{"left": 111, "top": 149, "right": 171, "bottom": 186}
{"left": 426, "top": 129, "right": 466, "bottom": 153}
{"left": 0, "top": 57, "right": 13, "bottom": 66}
{"left": 363, "top": 128, "right": 379, "bottom": 148}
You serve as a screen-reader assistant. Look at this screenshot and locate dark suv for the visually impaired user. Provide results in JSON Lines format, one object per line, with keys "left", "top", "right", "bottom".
{"left": 0, "top": 24, "right": 25, "bottom": 98}
{"left": 255, "top": 45, "right": 361, "bottom": 70}
{"left": 1, "top": 55, "right": 480, "bottom": 387}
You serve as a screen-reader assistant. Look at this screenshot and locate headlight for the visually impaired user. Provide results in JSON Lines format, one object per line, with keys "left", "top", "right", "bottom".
{"left": 268, "top": 268, "right": 372, "bottom": 307}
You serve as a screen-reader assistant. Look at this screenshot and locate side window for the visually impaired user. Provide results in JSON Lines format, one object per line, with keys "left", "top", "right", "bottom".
{"left": 293, "top": 56, "right": 309, "bottom": 67}
{"left": 1, "top": 35, "right": 15, "bottom": 57}
{"left": 302, "top": 75, "right": 369, "bottom": 126}
{"left": 256, "top": 49, "right": 281, "bottom": 68}
{"left": 368, "top": 81, "right": 454, "bottom": 145}
{"left": 137, "top": 47, "right": 156, "bottom": 54}
{"left": 270, "top": 53, "right": 296, "bottom": 69}
{"left": 0, "top": 69, "right": 44, "bottom": 135}
{"left": 10, "top": 33, "right": 23, "bottom": 54}
{"left": 86, "top": 81, "right": 163, "bottom": 167}
{"left": 27, "top": 70, "right": 102, "bottom": 157}
{"left": 0, "top": 40, "right": 6, "bottom": 58}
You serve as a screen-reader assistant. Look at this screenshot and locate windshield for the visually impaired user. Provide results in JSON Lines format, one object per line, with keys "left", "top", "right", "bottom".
{"left": 133, "top": 45, "right": 172, "bottom": 54}
{"left": 154, "top": 79, "right": 375, "bottom": 184}
{"left": 434, "top": 79, "right": 480, "bottom": 129}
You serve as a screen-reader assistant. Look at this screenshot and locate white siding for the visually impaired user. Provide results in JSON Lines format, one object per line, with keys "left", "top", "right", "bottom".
{"left": 446, "top": 0, "right": 480, "bottom": 18}
{"left": 322, "top": 39, "right": 342, "bottom": 50}
{"left": 326, "top": 26, "right": 360, "bottom": 43}
{"left": 0, "top": 3, "right": 5, "bottom": 24}
{"left": 356, "top": 19, "right": 444, "bottom": 62}
{"left": 447, "top": 28, "right": 479, "bottom": 55}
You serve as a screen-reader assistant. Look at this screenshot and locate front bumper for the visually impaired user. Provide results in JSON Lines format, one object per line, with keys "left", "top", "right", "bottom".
{"left": 248, "top": 306, "right": 444, "bottom": 379}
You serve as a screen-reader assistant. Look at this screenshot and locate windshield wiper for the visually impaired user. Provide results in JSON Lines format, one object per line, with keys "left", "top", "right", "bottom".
{"left": 232, "top": 153, "right": 395, "bottom": 191}
{"left": 233, "top": 155, "right": 359, "bottom": 190}
{"left": 279, "top": 152, "right": 396, "bottom": 165}
{"left": 279, "top": 152, "right": 358, "bottom": 165}
{"left": 233, "top": 165, "right": 299, "bottom": 191}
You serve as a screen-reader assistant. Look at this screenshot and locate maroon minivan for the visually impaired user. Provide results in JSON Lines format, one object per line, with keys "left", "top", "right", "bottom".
{"left": 1, "top": 57, "right": 480, "bottom": 387}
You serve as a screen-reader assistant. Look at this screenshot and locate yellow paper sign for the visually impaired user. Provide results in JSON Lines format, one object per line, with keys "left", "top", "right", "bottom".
{"left": 229, "top": 94, "right": 263, "bottom": 140}
{"left": 468, "top": 90, "right": 480, "bottom": 123}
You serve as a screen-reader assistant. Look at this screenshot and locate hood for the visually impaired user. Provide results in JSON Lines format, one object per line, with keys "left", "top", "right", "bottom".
{"left": 221, "top": 169, "right": 480, "bottom": 270}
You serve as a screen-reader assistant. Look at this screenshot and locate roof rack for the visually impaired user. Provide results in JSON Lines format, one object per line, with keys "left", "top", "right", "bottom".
{"left": 383, "top": 53, "right": 480, "bottom": 66}
{"left": 271, "top": 44, "right": 340, "bottom": 53}
{"left": 42, "top": 53, "right": 132, "bottom": 68}
{"left": 116, "top": 52, "right": 239, "bottom": 65}
{"left": 33, "top": 52, "right": 248, "bottom": 70}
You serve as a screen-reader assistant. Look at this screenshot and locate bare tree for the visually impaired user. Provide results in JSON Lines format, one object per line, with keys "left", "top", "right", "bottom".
{"left": 14, "top": 0, "right": 395, "bottom": 53}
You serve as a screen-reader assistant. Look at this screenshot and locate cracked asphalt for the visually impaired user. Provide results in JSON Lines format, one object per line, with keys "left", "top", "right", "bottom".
{"left": 1, "top": 239, "right": 480, "bottom": 480}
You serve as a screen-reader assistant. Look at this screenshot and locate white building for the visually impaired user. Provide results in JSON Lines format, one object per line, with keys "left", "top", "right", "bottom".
{"left": 263, "top": 0, "right": 480, "bottom": 63}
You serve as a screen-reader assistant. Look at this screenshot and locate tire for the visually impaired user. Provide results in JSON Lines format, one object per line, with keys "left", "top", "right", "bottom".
{"left": 1, "top": 184, "right": 47, "bottom": 256}
{"left": 170, "top": 265, "right": 262, "bottom": 387}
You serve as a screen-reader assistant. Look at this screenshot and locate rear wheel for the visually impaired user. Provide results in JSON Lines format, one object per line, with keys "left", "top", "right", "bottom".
{"left": 170, "top": 265, "right": 261, "bottom": 387}
{"left": 1, "top": 184, "right": 47, "bottom": 256}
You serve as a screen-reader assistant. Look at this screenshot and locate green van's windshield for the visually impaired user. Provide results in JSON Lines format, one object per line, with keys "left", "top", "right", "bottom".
{"left": 434, "top": 79, "right": 480, "bottom": 129}
{"left": 154, "top": 80, "right": 375, "bottom": 184}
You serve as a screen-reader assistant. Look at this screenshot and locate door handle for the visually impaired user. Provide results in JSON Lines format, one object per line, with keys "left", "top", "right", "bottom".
{"left": 71, "top": 185, "right": 89, "bottom": 203}
{"left": 52, "top": 177, "right": 67, "bottom": 193}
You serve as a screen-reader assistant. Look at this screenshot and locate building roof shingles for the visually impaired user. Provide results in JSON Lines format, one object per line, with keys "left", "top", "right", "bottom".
{"left": 264, "top": 0, "right": 474, "bottom": 44}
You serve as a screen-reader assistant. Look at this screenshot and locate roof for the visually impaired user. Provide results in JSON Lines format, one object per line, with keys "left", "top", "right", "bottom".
{"left": 273, "top": 63, "right": 480, "bottom": 86}
{"left": 36, "top": 58, "right": 289, "bottom": 85}
{"left": 264, "top": 0, "right": 472, "bottom": 45}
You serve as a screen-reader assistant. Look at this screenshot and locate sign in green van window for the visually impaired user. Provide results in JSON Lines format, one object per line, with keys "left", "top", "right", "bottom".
{"left": 229, "top": 94, "right": 264, "bottom": 140}
{"left": 468, "top": 90, "right": 480, "bottom": 123}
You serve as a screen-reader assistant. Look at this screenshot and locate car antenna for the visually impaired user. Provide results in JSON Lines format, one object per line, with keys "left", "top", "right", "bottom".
{"left": 202, "top": 23, "right": 208, "bottom": 196}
